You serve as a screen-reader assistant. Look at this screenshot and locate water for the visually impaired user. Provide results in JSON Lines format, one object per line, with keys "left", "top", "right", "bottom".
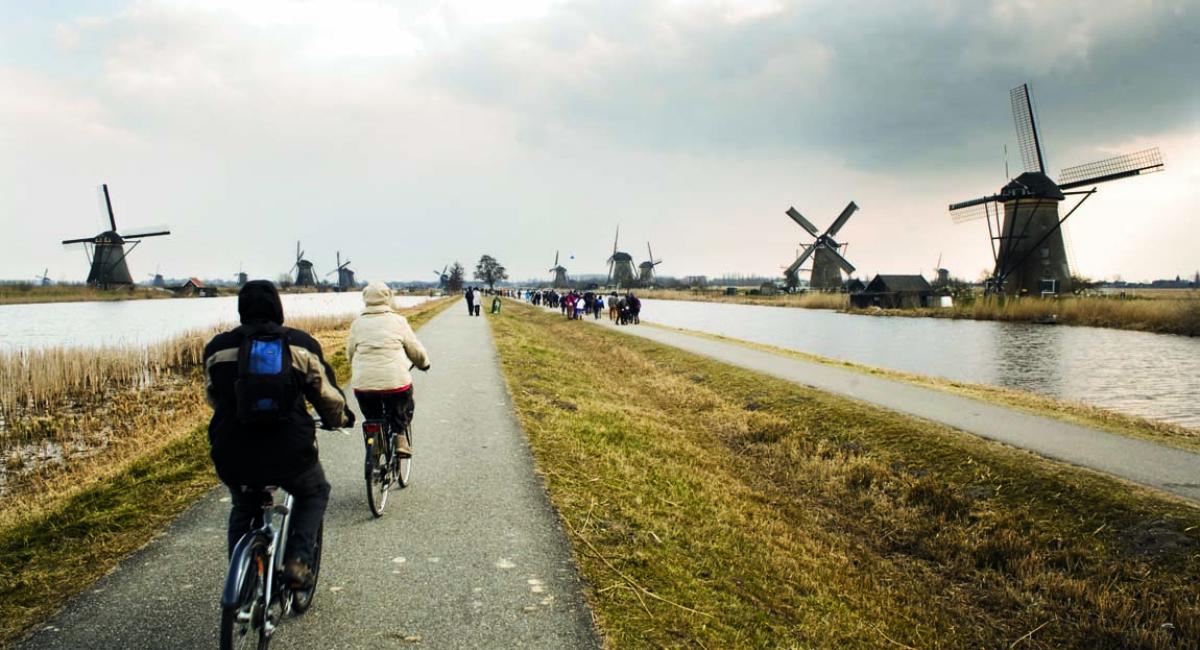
{"left": 0, "top": 292, "right": 429, "bottom": 351}
{"left": 638, "top": 299, "right": 1200, "bottom": 428}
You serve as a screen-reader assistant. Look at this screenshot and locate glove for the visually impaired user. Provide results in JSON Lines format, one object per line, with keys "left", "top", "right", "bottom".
{"left": 419, "top": 365, "right": 431, "bottom": 372}
{"left": 342, "top": 408, "right": 356, "bottom": 429}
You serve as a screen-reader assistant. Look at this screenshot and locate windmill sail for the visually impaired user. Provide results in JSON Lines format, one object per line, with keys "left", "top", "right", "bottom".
{"left": 1010, "top": 84, "right": 1046, "bottom": 174}
{"left": 826, "top": 201, "right": 859, "bottom": 238}
{"left": 1058, "top": 147, "right": 1164, "bottom": 190}
{"left": 785, "top": 207, "right": 820, "bottom": 237}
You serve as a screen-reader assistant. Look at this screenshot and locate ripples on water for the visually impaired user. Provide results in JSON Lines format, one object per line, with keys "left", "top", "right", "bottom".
{"left": 0, "top": 292, "right": 429, "bottom": 351}
{"left": 639, "top": 299, "right": 1200, "bottom": 428}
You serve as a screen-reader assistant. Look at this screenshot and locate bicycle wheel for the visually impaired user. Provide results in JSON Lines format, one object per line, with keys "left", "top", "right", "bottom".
{"left": 220, "top": 545, "right": 269, "bottom": 650}
{"left": 291, "top": 522, "right": 322, "bottom": 614}
{"left": 365, "top": 437, "right": 390, "bottom": 517}
{"left": 395, "top": 425, "right": 413, "bottom": 488}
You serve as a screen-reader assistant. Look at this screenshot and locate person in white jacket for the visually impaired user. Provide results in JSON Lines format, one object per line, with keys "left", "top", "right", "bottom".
{"left": 346, "top": 282, "right": 431, "bottom": 457}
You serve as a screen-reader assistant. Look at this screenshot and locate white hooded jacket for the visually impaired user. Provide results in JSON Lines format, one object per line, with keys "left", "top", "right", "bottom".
{"left": 346, "top": 282, "right": 431, "bottom": 391}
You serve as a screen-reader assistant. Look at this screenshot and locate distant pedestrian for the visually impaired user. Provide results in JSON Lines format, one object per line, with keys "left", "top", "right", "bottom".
{"left": 472, "top": 287, "right": 483, "bottom": 316}
{"left": 465, "top": 287, "right": 475, "bottom": 315}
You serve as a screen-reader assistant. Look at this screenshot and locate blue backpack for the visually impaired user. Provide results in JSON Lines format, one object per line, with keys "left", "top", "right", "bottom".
{"left": 234, "top": 327, "right": 296, "bottom": 424}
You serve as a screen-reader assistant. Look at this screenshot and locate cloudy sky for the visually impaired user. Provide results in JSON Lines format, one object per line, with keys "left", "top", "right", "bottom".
{"left": 2, "top": 0, "right": 1197, "bottom": 285}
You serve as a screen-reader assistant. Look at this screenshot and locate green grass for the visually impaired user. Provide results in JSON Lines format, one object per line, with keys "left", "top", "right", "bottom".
{"left": 0, "top": 425, "right": 216, "bottom": 645}
{"left": 489, "top": 301, "right": 1200, "bottom": 649}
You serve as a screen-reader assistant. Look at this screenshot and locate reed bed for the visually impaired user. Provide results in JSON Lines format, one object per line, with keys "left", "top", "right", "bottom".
{"left": 647, "top": 288, "right": 849, "bottom": 309}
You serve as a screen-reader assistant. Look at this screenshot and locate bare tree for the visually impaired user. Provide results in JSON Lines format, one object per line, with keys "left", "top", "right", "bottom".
{"left": 473, "top": 255, "right": 508, "bottom": 290}
{"left": 447, "top": 261, "right": 465, "bottom": 292}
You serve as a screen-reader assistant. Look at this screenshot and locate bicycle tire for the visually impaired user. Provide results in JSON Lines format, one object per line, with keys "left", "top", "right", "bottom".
{"left": 365, "top": 437, "right": 390, "bottom": 517}
{"left": 395, "top": 424, "right": 413, "bottom": 488}
{"left": 290, "top": 522, "right": 322, "bottom": 614}
{"left": 220, "top": 544, "right": 269, "bottom": 650}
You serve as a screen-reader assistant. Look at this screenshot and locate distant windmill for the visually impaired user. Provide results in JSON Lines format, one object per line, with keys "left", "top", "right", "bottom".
{"left": 326, "top": 251, "right": 356, "bottom": 291}
{"left": 290, "top": 241, "right": 316, "bottom": 287}
{"left": 949, "top": 83, "right": 1164, "bottom": 296}
{"left": 35, "top": 269, "right": 52, "bottom": 286}
{"left": 234, "top": 264, "right": 248, "bottom": 287}
{"left": 548, "top": 251, "right": 569, "bottom": 288}
{"left": 432, "top": 265, "right": 449, "bottom": 289}
{"left": 61, "top": 184, "right": 171, "bottom": 288}
{"left": 148, "top": 265, "right": 166, "bottom": 288}
{"left": 606, "top": 227, "right": 638, "bottom": 288}
{"left": 784, "top": 202, "right": 858, "bottom": 291}
{"left": 637, "top": 242, "right": 663, "bottom": 286}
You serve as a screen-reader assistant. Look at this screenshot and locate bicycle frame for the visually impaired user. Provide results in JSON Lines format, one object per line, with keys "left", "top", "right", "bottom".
{"left": 221, "top": 490, "right": 294, "bottom": 623}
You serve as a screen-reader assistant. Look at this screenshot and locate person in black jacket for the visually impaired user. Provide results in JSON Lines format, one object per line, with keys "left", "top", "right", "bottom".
{"left": 203, "top": 280, "right": 353, "bottom": 587}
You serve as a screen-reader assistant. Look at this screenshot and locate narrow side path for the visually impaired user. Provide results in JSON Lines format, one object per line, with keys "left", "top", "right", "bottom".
{"left": 18, "top": 304, "right": 600, "bottom": 650}
{"left": 568, "top": 307, "right": 1200, "bottom": 502}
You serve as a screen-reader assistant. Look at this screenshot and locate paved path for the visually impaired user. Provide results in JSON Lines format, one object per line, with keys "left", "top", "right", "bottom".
{"left": 557, "top": 304, "right": 1200, "bottom": 502}
{"left": 18, "top": 304, "right": 600, "bottom": 649}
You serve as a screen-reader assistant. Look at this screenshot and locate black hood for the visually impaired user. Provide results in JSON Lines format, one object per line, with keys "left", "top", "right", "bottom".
{"left": 238, "top": 280, "right": 284, "bottom": 325}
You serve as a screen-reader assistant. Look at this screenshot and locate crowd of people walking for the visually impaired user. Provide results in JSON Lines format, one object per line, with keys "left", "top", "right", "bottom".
{"left": 524, "top": 289, "right": 641, "bottom": 325}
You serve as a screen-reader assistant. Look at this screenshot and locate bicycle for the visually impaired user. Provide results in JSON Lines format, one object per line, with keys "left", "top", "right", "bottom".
{"left": 219, "top": 488, "right": 323, "bottom": 650}
{"left": 362, "top": 365, "right": 422, "bottom": 517}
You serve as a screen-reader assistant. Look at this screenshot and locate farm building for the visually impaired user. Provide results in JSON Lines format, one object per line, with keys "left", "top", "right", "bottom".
{"left": 850, "top": 274, "right": 932, "bottom": 309}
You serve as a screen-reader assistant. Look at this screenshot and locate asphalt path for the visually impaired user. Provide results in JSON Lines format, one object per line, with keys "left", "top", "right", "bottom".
{"left": 535, "top": 299, "right": 1200, "bottom": 502}
{"left": 17, "top": 303, "right": 600, "bottom": 649}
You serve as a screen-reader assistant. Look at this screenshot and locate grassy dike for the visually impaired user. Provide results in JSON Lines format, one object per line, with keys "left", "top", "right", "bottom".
{"left": 488, "top": 301, "right": 1200, "bottom": 649}
{"left": 0, "top": 297, "right": 455, "bottom": 647}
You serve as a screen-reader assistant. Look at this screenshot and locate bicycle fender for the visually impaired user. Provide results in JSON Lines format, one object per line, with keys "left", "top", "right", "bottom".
{"left": 222, "top": 533, "right": 266, "bottom": 608}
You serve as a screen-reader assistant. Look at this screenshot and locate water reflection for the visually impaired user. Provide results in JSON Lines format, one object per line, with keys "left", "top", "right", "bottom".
{"left": 0, "top": 292, "right": 429, "bottom": 351}
{"left": 639, "top": 299, "right": 1200, "bottom": 428}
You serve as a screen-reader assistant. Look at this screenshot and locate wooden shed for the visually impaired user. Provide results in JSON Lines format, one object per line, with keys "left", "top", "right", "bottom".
{"left": 850, "top": 274, "right": 932, "bottom": 309}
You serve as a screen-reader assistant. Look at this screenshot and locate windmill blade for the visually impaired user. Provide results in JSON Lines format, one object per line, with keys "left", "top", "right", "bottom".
{"left": 101, "top": 184, "right": 118, "bottom": 231}
{"left": 122, "top": 226, "right": 171, "bottom": 238}
{"left": 1058, "top": 147, "right": 1164, "bottom": 190}
{"left": 821, "top": 243, "right": 857, "bottom": 274}
{"left": 613, "top": 226, "right": 619, "bottom": 255}
{"left": 785, "top": 207, "right": 820, "bottom": 237}
{"left": 785, "top": 245, "right": 816, "bottom": 276}
{"left": 825, "top": 201, "right": 859, "bottom": 238}
{"left": 554, "top": 251, "right": 559, "bottom": 267}
{"left": 948, "top": 195, "right": 1001, "bottom": 223}
{"left": 1011, "top": 83, "right": 1046, "bottom": 174}
{"left": 61, "top": 236, "right": 98, "bottom": 245}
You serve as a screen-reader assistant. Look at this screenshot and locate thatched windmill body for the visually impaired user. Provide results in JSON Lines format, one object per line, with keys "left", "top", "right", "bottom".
{"left": 235, "top": 264, "right": 248, "bottom": 287}
{"left": 327, "top": 251, "right": 356, "bottom": 291}
{"left": 783, "top": 202, "right": 858, "bottom": 291}
{"left": 949, "top": 83, "right": 1164, "bottom": 296}
{"left": 291, "top": 242, "right": 317, "bottom": 287}
{"left": 35, "top": 269, "right": 51, "bottom": 286}
{"left": 61, "top": 184, "right": 171, "bottom": 288}
{"left": 148, "top": 265, "right": 166, "bottom": 288}
{"left": 638, "top": 242, "right": 662, "bottom": 286}
{"left": 432, "top": 265, "right": 449, "bottom": 289}
{"left": 549, "top": 251, "right": 569, "bottom": 288}
{"left": 606, "top": 227, "right": 638, "bottom": 288}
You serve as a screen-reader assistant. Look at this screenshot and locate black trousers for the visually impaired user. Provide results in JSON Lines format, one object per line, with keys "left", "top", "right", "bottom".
{"left": 227, "top": 461, "right": 330, "bottom": 565}
{"left": 466, "top": 299, "right": 474, "bottom": 314}
{"left": 356, "top": 389, "right": 414, "bottom": 431}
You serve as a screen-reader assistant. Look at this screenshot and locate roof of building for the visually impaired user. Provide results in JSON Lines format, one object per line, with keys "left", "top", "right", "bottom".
{"left": 865, "top": 274, "right": 932, "bottom": 293}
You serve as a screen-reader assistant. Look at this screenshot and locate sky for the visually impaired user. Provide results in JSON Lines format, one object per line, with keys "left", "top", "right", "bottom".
{"left": 2, "top": 0, "right": 1198, "bottom": 285}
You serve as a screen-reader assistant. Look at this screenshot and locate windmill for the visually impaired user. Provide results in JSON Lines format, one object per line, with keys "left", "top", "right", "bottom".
{"left": 949, "top": 83, "right": 1164, "bottom": 296}
{"left": 637, "top": 242, "right": 663, "bottom": 286}
{"left": 290, "top": 242, "right": 316, "bottom": 287}
{"left": 432, "top": 265, "right": 449, "bottom": 289}
{"left": 35, "top": 269, "right": 51, "bottom": 286}
{"left": 61, "top": 184, "right": 171, "bottom": 288}
{"left": 548, "top": 251, "right": 569, "bottom": 288}
{"left": 606, "top": 227, "right": 638, "bottom": 288}
{"left": 234, "top": 264, "right": 248, "bottom": 287}
{"left": 783, "top": 202, "right": 858, "bottom": 291}
{"left": 326, "top": 251, "right": 356, "bottom": 291}
{"left": 148, "top": 265, "right": 166, "bottom": 288}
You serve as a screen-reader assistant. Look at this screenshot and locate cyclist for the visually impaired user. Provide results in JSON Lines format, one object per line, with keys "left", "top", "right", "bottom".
{"left": 346, "top": 281, "right": 431, "bottom": 458}
{"left": 203, "top": 280, "right": 353, "bottom": 589}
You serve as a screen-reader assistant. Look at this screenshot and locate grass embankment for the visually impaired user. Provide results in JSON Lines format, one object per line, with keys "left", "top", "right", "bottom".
{"left": 646, "top": 288, "right": 1200, "bottom": 336}
{"left": 642, "top": 322, "right": 1200, "bottom": 453}
{"left": 490, "top": 301, "right": 1200, "bottom": 649}
{"left": 0, "top": 284, "right": 180, "bottom": 305}
{"left": 0, "top": 296, "right": 455, "bottom": 646}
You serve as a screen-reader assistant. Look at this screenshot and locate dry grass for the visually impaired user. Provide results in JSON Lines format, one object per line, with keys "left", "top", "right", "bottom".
{"left": 489, "top": 301, "right": 1200, "bottom": 649}
{"left": 0, "top": 284, "right": 180, "bottom": 306}
{"left": 649, "top": 288, "right": 849, "bottom": 310}
{"left": 0, "top": 296, "right": 456, "bottom": 647}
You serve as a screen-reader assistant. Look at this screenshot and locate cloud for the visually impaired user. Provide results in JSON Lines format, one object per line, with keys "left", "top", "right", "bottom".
{"left": 426, "top": 0, "right": 1200, "bottom": 170}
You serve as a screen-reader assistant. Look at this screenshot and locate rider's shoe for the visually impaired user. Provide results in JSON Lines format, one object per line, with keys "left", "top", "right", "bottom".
{"left": 395, "top": 437, "right": 413, "bottom": 459}
{"left": 284, "top": 558, "right": 315, "bottom": 589}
